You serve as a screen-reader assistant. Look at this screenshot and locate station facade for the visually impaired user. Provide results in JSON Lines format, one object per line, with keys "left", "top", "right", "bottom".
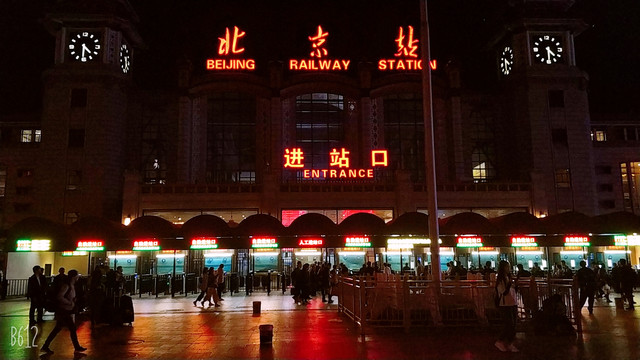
{"left": 1, "top": 0, "right": 639, "bottom": 279}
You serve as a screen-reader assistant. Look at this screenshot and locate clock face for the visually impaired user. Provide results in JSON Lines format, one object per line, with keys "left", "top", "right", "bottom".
{"left": 499, "top": 46, "right": 513, "bottom": 75}
{"left": 532, "top": 35, "right": 563, "bottom": 65}
{"left": 68, "top": 32, "right": 101, "bottom": 62}
{"left": 119, "top": 44, "right": 131, "bottom": 73}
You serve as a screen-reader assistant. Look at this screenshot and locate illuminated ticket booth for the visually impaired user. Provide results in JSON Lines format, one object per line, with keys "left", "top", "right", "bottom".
{"left": 602, "top": 235, "right": 636, "bottom": 269}
{"left": 107, "top": 238, "right": 161, "bottom": 275}
{"left": 511, "top": 236, "right": 547, "bottom": 271}
{"left": 470, "top": 247, "right": 500, "bottom": 271}
{"left": 9, "top": 239, "right": 56, "bottom": 278}
{"left": 156, "top": 250, "right": 185, "bottom": 275}
{"left": 385, "top": 237, "right": 432, "bottom": 273}
{"left": 60, "top": 239, "right": 106, "bottom": 275}
{"left": 558, "top": 236, "right": 591, "bottom": 270}
{"left": 250, "top": 237, "right": 280, "bottom": 272}
{"left": 337, "top": 236, "right": 372, "bottom": 272}
{"left": 191, "top": 237, "right": 234, "bottom": 273}
{"left": 294, "top": 238, "right": 324, "bottom": 265}
{"left": 109, "top": 251, "right": 137, "bottom": 275}
{"left": 426, "top": 247, "right": 455, "bottom": 273}
{"left": 455, "top": 235, "right": 485, "bottom": 270}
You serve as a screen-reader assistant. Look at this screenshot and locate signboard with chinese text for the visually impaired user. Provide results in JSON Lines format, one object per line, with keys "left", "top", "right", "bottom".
{"left": 564, "top": 236, "right": 590, "bottom": 247}
{"left": 62, "top": 251, "right": 88, "bottom": 256}
{"left": 345, "top": 236, "right": 371, "bottom": 247}
{"left": 456, "top": 236, "right": 483, "bottom": 248}
{"left": 289, "top": 25, "right": 351, "bottom": 71}
{"left": 190, "top": 237, "right": 219, "bottom": 250}
{"left": 251, "top": 237, "right": 278, "bottom": 248}
{"left": 133, "top": 239, "right": 160, "bottom": 251}
{"left": 510, "top": 236, "right": 538, "bottom": 247}
{"left": 206, "top": 26, "right": 256, "bottom": 71}
{"left": 16, "top": 239, "right": 51, "bottom": 252}
{"left": 284, "top": 148, "right": 388, "bottom": 180}
{"left": 378, "top": 26, "right": 437, "bottom": 71}
{"left": 298, "top": 238, "right": 324, "bottom": 247}
{"left": 76, "top": 240, "right": 105, "bottom": 251}
{"left": 615, "top": 235, "right": 640, "bottom": 246}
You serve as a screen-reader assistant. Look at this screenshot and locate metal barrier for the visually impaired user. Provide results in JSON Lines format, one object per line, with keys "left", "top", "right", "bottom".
{"left": 5, "top": 279, "right": 29, "bottom": 297}
{"left": 337, "top": 275, "right": 581, "bottom": 334}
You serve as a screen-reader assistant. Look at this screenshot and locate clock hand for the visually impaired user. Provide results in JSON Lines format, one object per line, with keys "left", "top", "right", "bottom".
{"left": 545, "top": 46, "right": 555, "bottom": 58}
{"left": 81, "top": 43, "right": 90, "bottom": 57}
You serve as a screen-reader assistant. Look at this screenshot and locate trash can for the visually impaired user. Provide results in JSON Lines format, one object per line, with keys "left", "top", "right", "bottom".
{"left": 615, "top": 297, "right": 624, "bottom": 309}
{"left": 253, "top": 301, "right": 261, "bottom": 315}
{"left": 259, "top": 324, "right": 273, "bottom": 346}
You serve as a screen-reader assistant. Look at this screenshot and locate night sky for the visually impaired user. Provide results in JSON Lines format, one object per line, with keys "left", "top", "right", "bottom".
{"left": 0, "top": 0, "right": 638, "bottom": 116}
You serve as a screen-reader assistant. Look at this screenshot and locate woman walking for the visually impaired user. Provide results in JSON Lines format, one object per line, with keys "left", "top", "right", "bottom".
{"left": 495, "top": 260, "right": 519, "bottom": 353}
{"left": 203, "top": 267, "right": 221, "bottom": 307}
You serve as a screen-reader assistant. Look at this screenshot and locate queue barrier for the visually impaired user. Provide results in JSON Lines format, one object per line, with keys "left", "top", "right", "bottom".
{"left": 337, "top": 275, "right": 581, "bottom": 334}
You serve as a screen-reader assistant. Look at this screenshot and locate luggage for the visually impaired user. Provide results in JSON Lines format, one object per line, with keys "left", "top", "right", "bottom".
{"left": 119, "top": 295, "right": 134, "bottom": 324}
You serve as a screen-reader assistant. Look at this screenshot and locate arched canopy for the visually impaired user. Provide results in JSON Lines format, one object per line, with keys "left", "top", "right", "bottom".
{"left": 439, "top": 212, "right": 495, "bottom": 235}
{"left": 7, "top": 217, "right": 72, "bottom": 252}
{"left": 593, "top": 211, "right": 640, "bottom": 235}
{"left": 236, "top": 214, "right": 287, "bottom": 249}
{"left": 124, "top": 216, "right": 180, "bottom": 250}
{"left": 541, "top": 211, "right": 593, "bottom": 235}
{"left": 490, "top": 212, "right": 544, "bottom": 235}
{"left": 179, "top": 214, "right": 234, "bottom": 249}
{"left": 338, "top": 213, "right": 387, "bottom": 248}
{"left": 69, "top": 216, "right": 125, "bottom": 251}
{"left": 386, "top": 212, "right": 429, "bottom": 236}
{"left": 286, "top": 213, "right": 340, "bottom": 248}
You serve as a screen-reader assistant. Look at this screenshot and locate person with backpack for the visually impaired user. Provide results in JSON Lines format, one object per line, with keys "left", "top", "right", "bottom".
{"left": 494, "top": 260, "right": 519, "bottom": 353}
{"left": 27, "top": 265, "right": 47, "bottom": 326}
{"left": 41, "top": 269, "right": 86, "bottom": 354}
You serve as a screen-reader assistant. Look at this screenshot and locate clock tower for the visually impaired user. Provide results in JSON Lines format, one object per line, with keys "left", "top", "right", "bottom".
{"left": 495, "top": 0, "right": 596, "bottom": 216}
{"left": 38, "top": 0, "right": 143, "bottom": 223}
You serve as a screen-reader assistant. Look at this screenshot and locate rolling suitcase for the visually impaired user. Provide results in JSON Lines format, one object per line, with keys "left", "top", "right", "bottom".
{"left": 118, "top": 295, "right": 134, "bottom": 325}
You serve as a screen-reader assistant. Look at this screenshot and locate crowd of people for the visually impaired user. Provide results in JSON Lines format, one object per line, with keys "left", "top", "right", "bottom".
{"left": 193, "top": 264, "right": 226, "bottom": 307}
{"left": 289, "top": 261, "right": 340, "bottom": 305}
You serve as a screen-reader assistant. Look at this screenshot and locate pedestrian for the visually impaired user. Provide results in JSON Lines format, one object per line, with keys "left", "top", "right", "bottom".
{"left": 89, "top": 265, "right": 105, "bottom": 328}
{"left": 576, "top": 260, "right": 596, "bottom": 314}
{"left": 216, "top": 264, "right": 225, "bottom": 301}
{"left": 320, "top": 263, "right": 331, "bottom": 302}
{"left": 193, "top": 267, "right": 208, "bottom": 306}
{"left": 516, "top": 264, "right": 531, "bottom": 278}
{"left": 27, "top": 265, "right": 47, "bottom": 326}
{"left": 203, "top": 267, "right": 221, "bottom": 307}
{"left": 298, "top": 263, "right": 311, "bottom": 305}
{"left": 494, "top": 260, "right": 519, "bottom": 353}
{"left": 328, "top": 264, "right": 338, "bottom": 304}
{"left": 291, "top": 261, "right": 302, "bottom": 304}
{"left": 53, "top": 267, "right": 67, "bottom": 289}
{"left": 596, "top": 265, "right": 612, "bottom": 303}
{"left": 617, "top": 259, "right": 637, "bottom": 310}
{"left": 416, "top": 260, "right": 425, "bottom": 277}
{"left": 41, "top": 269, "right": 86, "bottom": 354}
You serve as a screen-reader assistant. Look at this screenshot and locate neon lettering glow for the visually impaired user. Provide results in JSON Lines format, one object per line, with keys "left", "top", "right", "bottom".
{"left": 206, "top": 26, "right": 255, "bottom": 71}
{"left": 16, "top": 239, "right": 51, "bottom": 252}
{"left": 190, "top": 237, "right": 219, "bottom": 250}
{"left": 563, "top": 236, "right": 590, "bottom": 247}
{"left": 284, "top": 148, "right": 305, "bottom": 168}
{"left": 510, "top": 236, "right": 538, "bottom": 247}
{"left": 395, "top": 26, "right": 419, "bottom": 58}
{"left": 329, "top": 148, "right": 350, "bottom": 168}
{"left": 345, "top": 236, "right": 371, "bottom": 247}
{"left": 133, "top": 239, "right": 160, "bottom": 251}
{"left": 378, "top": 25, "right": 437, "bottom": 72}
{"left": 77, "top": 240, "right": 105, "bottom": 251}
{"left": 289, "top": 25, "right": 351, "bottom": 71}
{"left": 371, "top": 150, "right": 388, "bottom": 167}
{"left": 429, "top": 59, "right": 437, "bottom": 70}
{"left": 456, "top": 236, "right": 483, "bottom": 248}
{"left": 62, "top": 251, "right": 88, "bottom": 256}
{"left": 298, "top": 238, "right": 324, "bottom": 247}
{"left": 628, "top": 235, "right": 640, "bottom": 246}
{"left": 252, "top": 237, "right": 278, "bottom": 248}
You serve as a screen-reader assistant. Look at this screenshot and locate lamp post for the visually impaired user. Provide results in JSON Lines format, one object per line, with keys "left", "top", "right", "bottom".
{"left": 420, "top": 0, "right": 441, "bottom": 283}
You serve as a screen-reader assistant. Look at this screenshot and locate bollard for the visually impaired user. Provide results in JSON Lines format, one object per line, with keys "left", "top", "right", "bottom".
{"left": 253, "top": 301, "right": 261, "bottom": 316}
{"left": 259, "top": 324, "right": 273, "bottom": 346}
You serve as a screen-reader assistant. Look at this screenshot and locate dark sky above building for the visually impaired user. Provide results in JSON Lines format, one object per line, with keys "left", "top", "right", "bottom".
{"left": 0, "top": 0, "right": 638, "bottom": 116}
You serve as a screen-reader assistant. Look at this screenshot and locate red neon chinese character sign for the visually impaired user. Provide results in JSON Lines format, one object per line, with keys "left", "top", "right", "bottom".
{"left": 371, "top": 150, "right": 388, "bottom": 167}
{"left": 309, "top": 25, "right": 329, "bottom": 58}
{"left": 298, "top": 238, "right": 324, "bottom": 247}
{"left": 284, "top": 148, "right": 305, "bottom": 168}
{"left": 218, "top": 26, "right": 246, "bottom": 55}
{"left": 395, "top": 26, "right": 419, "bottom": 58}
{"left": 329, "top": 148, "right": 350, "bottom": 168}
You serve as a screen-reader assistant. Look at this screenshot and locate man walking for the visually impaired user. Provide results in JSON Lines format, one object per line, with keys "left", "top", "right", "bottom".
{"left": 27, "top": 265, "right": 47, "bottom": 326}
{"left": 576, "top": 260, "right": 596, "bottom": 314}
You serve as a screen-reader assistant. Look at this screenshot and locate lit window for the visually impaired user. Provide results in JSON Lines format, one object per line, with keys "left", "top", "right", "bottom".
{"left": 594, "top": 130, "right": 606, "bottom": 142}
{"left": 471, "top": 149, "right": 495, "bottom": 183}
{"left": 21, "top": 130, "right": 32, "bottom": 143}
{"left": 555, "top": 169, "right": 571, "bottom": 188}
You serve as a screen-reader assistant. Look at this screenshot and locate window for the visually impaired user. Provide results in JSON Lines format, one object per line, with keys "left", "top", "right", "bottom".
{"left": 383, "top": 93, "right": 424, "bottom": 182}
{"left": 552, "top": 128, "right": 568, "bottom": 145}
{"left": 17, "top": 169, "right": 33, "bottom": 178}
{"left": 555, "top": 168, "right": 571, "bottom": 188}
{"left": 0, "top": 166, "right": 6, "bottom": 197}
{"left": 471, "top": 149, "right": 495, "bottom": 183}
{"left": 591, "top": 129, "right": 607, "bottom": 142}
{"left": 64, "top": 212, "right": 79, "bottom": 225}
{"left": 206, "top": 92, "right": 256, "bottom": 183}
{"left": 548, "top": 90, "right": 564, "bottom": 108}
{"left": 70, "top": 89, "right": 87, "bottom": 108}
{"left": 595, "top": 165, "right": 612, "bottom": 175}
{"left": 67, "top": 170, "right": 82, "bottom": 191}
{"left": 598, "top": 183, "right": 613, "bottom": 192}
{"left": 621, "top": 162, "right": 640, "bottom": 214}
{"left": 21, "top": 129, "right": 41, "bottom": 143}
{"left": 68, "top": 129, "right": 85, "bottom": 148}
{"left": 599, "top": 200, "right": 615, "bottom": 209}
{"left": 295, "top": 93, "right": 345, "bottom": 174}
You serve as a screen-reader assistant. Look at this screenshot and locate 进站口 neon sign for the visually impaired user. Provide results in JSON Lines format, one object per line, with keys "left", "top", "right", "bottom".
{"left": 283, "top": 148, "right": 388, "bottom": 179}
{"left": 289, "top": 25, "right": 351, "bottom": 71}
{"left": 206, "top": 26, "right": 255, "bottom": 71}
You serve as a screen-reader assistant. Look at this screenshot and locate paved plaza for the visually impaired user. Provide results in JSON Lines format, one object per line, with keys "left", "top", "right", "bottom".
{"left": 0, "top": 292, "right": 638, "bottom": 359}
